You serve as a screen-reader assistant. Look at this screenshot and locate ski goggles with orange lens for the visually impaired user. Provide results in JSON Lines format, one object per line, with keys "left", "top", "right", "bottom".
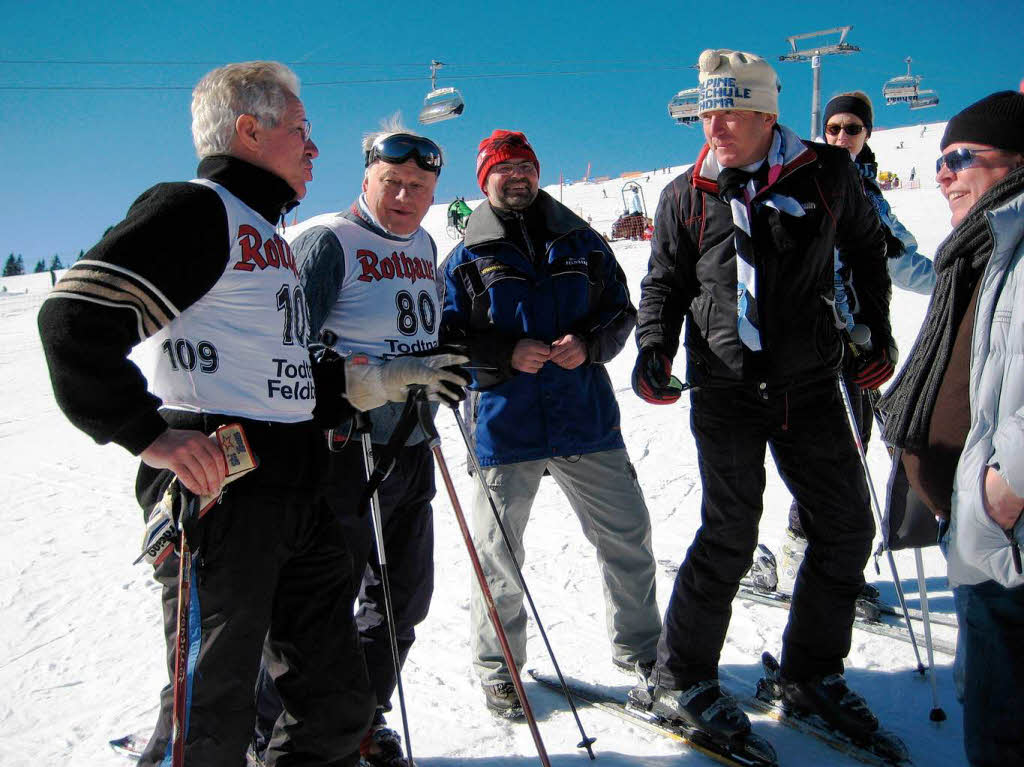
{"left": 365, "top": 133, "right": 443, "bottom": 174}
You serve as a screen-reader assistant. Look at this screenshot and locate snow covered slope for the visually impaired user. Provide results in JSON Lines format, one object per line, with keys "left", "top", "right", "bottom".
{"left": 0, "top": 122, "right": 970, "bottom": 766}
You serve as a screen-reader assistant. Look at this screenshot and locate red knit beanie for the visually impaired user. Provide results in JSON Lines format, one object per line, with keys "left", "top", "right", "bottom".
{"left": 475, "top": 130, "right": 540, "bottom": 191}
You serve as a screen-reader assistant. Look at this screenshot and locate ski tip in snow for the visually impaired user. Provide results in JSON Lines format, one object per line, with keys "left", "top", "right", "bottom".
{"left": 109, "top": 731, "right": 150, "bottom": 760}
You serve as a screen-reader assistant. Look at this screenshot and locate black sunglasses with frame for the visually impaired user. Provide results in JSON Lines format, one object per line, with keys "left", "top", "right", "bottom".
{"left": 824, "top": 122, "right": 865, "bottom": 136}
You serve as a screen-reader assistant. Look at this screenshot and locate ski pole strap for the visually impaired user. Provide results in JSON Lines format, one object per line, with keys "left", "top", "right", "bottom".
{"left": 412, "top": 387, "right": 440, "bottom": 446}
{"left": 356, "top": 392, "right": 421, "bottom": 515}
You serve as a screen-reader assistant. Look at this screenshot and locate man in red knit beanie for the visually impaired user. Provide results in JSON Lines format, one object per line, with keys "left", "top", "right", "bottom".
{"left": 438, "top": 129, "right": 662, "bottom": 718}
{"left": 475, "top": 130, "right": 540, "bottom": 191}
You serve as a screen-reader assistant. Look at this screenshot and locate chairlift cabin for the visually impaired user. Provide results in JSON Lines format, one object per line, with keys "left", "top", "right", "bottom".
{"left": 418, "top": 60, "right": 465, "bottom": 125}
{"left": 609, "top": 181, "right": 650, "bottom": 240}
{"left": 883, "top": 57, "right": 923, "bottom": 106}
{"left": 910, "top": 89, "right": 939, "bottom": 109}
{"left": 668, "top": 87, "right": 700, "bottom": 125}
{"left": 621, "top": 182, "right": 646, "bottom": 217}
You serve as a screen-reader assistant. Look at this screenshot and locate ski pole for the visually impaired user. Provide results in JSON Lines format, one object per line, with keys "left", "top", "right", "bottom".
{"left": 836, "top": 376, "right": 927, "bottom": 673}
{"left": 913, "top": 547, "right": 947, "bottom": 721}
{"left": 412, "top": 391, "right": 552, "bottom": 767}
{"left": 170, "top": 491, "right": 198, "bottom": 767}
{"left": 452, "top": 407, "right": 596, "bottom": 759}
{"left": 355, "top": 411, "right": 415, "bottom": 767}
{"left": 863, "top": 388, "right": 946, "bottom": 719}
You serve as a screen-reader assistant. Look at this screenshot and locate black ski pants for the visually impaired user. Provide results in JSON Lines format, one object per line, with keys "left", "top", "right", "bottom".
{"left": 348, "top": 440, "right": 435, "bottom": 710}
{"left": 654, "top": 377, "right": 874, "bottom": 690}
{"left": 788, "top": 366, "right": 873, "bottom": 536}
{"left": 254, "top": 440, "right": 435, "bottom": 750}
{"left": 137, "top": 420, "right": 375, "bottom": 767}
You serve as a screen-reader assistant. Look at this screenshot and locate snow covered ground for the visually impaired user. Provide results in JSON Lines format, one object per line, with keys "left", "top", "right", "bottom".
{"left": 0, "top": 121, "right": 969, "bottom": 766}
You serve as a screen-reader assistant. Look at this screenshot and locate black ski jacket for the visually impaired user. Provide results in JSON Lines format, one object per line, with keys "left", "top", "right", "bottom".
{"left": 637, "top": 129, "right": 890, "bottom": 390}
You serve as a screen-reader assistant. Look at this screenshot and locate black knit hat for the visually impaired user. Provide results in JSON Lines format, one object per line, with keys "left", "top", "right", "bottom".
{"left": 824, "top": 92, "right": 873, "bottom": 137}
{"left": 941, "top": 90, "right": 1024, "bottom": 153}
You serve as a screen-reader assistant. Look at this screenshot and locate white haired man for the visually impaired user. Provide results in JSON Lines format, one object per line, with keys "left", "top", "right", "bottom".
{"left": 633, "top": 49, "right": 892, "bottom": 758}
{"left": 252, "top": 121, "right": 469, "bottom": 767}
{"left": 37, "top": 62, "right": 446, "bottom": 767}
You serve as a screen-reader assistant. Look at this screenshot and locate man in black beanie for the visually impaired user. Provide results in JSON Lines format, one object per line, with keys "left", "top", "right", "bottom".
{"left": 879, "top": 90, "right": 1024, "bottom": 766}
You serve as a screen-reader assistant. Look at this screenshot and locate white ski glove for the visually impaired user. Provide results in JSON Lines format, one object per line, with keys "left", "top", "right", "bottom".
{"left": 344, "top": 353, "right": 471, "bottom": 411}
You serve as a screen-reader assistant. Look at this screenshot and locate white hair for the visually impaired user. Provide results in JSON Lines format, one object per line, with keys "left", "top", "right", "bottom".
{"left": 191, "top": 61, "right": 301, "bottom": 159}
{"left": 362, "top": 113, "right": 415, "bottom": 154}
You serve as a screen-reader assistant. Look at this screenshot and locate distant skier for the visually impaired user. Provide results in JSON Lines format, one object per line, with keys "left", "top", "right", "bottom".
{"left": 879, "top": 91, "right": 1024, "bottom": 766}
{"left": 629, "top": 186, "right": 643, "bottom": 214}
{"left": 633, "top": 49, "right": 893, "bottom": 755}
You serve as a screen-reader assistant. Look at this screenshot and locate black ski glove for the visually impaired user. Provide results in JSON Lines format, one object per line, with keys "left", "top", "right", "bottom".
{"left": 852, "top": 342, "right": 897, "bottom": 390}
{"left": 309, "top": 346, "right": 356, "bottom": 427}
{"left": 632, "top": 348, "right": 681, "bottom": 404}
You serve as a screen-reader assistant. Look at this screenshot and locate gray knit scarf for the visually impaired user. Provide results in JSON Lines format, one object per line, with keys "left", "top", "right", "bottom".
{"left": 878, "top": 165, "right": 1024, "bottom": 450}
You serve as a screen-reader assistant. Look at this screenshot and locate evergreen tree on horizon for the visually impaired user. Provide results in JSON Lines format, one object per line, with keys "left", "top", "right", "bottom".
{"left": 4, "top": 254, "right": 25, "bottom": 276}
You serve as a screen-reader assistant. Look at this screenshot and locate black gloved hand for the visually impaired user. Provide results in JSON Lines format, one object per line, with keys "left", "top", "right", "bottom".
{"left": 631, "top": 348, "right": 681, "bottom": 404}
{"left": 309, "top": 346, "right": 352, "bottom": 427}
{"left": 852, "top": 342, "right": 897, "bottom": 390}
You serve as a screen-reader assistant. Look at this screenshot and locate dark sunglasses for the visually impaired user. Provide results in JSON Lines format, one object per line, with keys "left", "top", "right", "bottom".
{"left": 935, "top": 147, "right": 1001, "bottom": 174}
{"left": 825, "top": 123, "right": 865, "bottom": 136}
{"left": 365, "top": 133, "right": 443, "bottom": 174}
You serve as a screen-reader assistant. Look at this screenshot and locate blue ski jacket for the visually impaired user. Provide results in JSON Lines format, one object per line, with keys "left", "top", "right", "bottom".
{"left": 858, "top": 158, "right": 935, "bottom": 295}
{"left": 439, "top": 191, "right": 633, "bottom": 466}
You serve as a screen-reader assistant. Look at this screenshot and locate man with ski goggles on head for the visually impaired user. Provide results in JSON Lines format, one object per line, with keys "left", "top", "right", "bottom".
{"left": 251, "top": 119, "right": 469, "bottom": 767}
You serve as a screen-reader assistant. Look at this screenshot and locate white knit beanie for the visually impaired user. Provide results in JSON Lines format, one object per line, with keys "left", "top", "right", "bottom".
{"left": 697, "top": 49, "right": 780, "bottom": 116}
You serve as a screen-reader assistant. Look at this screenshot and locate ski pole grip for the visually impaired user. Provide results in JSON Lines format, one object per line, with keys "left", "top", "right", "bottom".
{"left": 352, "top": 410, "right": 372, "bottom": 435}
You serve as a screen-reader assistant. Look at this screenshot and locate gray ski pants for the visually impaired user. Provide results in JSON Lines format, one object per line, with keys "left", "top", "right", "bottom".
{"left": 469, "top": 448, "right": 661, "bottom": 684}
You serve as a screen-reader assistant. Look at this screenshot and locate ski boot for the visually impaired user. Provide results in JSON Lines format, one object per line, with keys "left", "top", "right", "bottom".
{"left": 777, "top": 529, "right": 807, "bottom": 596}
{"left": 482, "top": 681, "right": 524, "bottom": 720}
{"left": 650, "top": 680, "right": 777, "bottom": 765}
{"left": 757, "top": 652, "right": 910, "bottom": 763}
{"left": 624, "top": 659, "right": 656, "bottom": 710}
{"left": 747, "top": 544, "right": 779, "bottom": 593}
{"left": 780, "top": 673, "right": 879, "bottom": 742}
{"left": 359, "top": 723, "right": 410, "bottom": 767}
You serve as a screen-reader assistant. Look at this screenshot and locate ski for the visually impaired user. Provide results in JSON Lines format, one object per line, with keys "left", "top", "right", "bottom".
{"left": 660, "top": 558, "right": 957, "bottom": 631}
{"left": 109, "top": 731, "right": 151, "bottom": 760}
{"left": 735, "top": 652, "right": 912, "bottom": 766}
{"left": 732, "top": 585, "right": 955, "bottom": 657}
{"left": 109, "top": 731, "right": 264, "bottom": 765}
{"left": 528, "top": 668, "right": 778, "bottom": 767}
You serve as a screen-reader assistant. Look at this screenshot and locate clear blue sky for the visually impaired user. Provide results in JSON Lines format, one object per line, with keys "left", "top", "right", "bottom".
{"left": 3, "top": 0, "right": 1022, "bottom": 265}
